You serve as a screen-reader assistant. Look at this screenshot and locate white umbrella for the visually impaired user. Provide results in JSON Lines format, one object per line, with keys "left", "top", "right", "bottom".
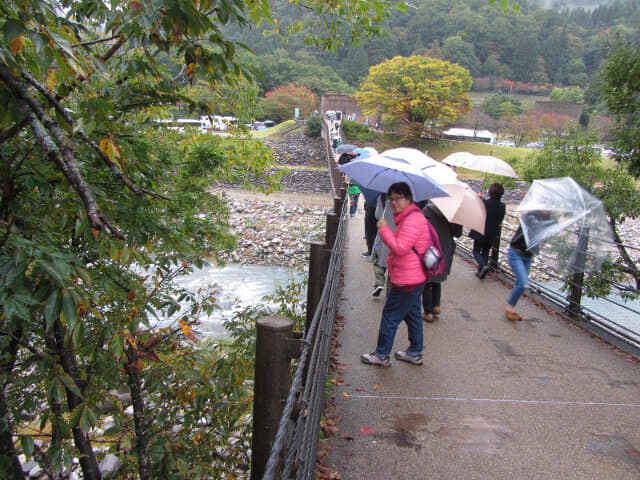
{"left": 442, "top": 151, "right": 476, "bottom": 167}
{"left": 431, "top": 181, "right": 486, "bottom": 234}
{"left": 338, "top": 154, "right": 450, "bottom": 202}
{"left": 442, "top": 152, "right": 518, "bottom": 178}
{"left": 516, "top": 177, "right": 614, "bottom": 274}
{"left": 380, "top": 148, "right": 458, "bottom": 184}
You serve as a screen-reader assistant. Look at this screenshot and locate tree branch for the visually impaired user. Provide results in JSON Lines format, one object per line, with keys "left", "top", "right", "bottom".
{"left": 21, "top": 71, "right": 168, "bottom": 201}
{"left": 0, "top": 64, "right": 124, "bottom": 239}
{"left": 610, "top": 216, "right": 640, "bottom": 290}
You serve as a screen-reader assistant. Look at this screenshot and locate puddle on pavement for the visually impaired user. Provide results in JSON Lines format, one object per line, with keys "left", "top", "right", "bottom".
{"left": 490, "top": 338, "right": 524, "bottom": 360}
{"left": 583, "top": 433, "right": 640, "bottom": 472}
{"left": 373, "top": 413, "right": 429, "bottom": 450}
{"left": 454, "top": 307, "right": 477, "bottom": 322}
{"left": 436, "top": 416, "right": 513, "bottom": 454}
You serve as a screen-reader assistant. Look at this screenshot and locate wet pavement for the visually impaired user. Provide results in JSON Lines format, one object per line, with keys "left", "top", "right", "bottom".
{"left": 323, "top": 209, "right": 640, "bottom": 480}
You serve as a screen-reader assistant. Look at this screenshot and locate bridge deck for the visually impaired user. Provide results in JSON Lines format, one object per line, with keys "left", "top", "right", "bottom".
{"left": 323, "top": 211, "right": 640, "bottom": 479}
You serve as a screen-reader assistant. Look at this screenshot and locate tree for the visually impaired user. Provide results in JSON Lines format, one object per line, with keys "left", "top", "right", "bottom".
{"left": 441, "top": 36, "right": 481, "bottom": 77}
{"left": 356, "top": 56, "right": 472, "bottom": 139}
{"left": 480, "top": 91, "right": 523, "bottom": 119}
{"left": 259, "top": 83, "right": 318, "bottom": 122}
{"left": 0, "top": 0, "right": 394, "bottom": 477}
{"left": 600, "top": 39, "right": 640, "bottom": 178}
{"left": 549, "top": 87, "right": 585, "bottom": 103}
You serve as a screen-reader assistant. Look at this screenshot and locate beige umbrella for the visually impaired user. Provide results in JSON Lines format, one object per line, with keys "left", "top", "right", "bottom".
{"left": 431, "top": 181, "right": 487, "bottom": 234}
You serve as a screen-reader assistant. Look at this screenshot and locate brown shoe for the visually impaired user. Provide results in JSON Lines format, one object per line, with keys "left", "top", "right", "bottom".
{"left": 422, "top": 313, "right": 435, "bottom": 323}
{"left": 505, "top": 310, "right": 522, "bottom": 321}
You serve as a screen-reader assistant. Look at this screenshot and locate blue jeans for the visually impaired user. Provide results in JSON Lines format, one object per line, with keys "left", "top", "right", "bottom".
{"left": 349, "top": 193, "right": 360, "bottom": 217}
{"left": 375, "top": 283, "right": 425, "bottom": 358}
{"left": 507, "top": 246, "right": 532, "bottom": 307}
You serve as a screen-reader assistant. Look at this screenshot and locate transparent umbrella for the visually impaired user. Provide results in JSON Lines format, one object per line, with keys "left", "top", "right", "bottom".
{"left": 516, "top": 177, "right": 614, "bottom": 274}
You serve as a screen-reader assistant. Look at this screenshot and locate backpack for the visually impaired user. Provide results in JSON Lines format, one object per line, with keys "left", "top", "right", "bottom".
{"left": 411, "top": 213, "right": 446, "bottom": 279}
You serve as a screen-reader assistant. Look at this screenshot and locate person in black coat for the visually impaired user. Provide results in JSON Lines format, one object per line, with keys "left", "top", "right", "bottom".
{"left": 468, "top": 183, "right": 506, "bottom": 279}
{"left": 421, "top": 202, "right": 462, "bottom": 322}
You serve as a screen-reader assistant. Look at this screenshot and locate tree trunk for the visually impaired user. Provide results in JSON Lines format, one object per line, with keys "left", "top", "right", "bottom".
{"left": 0, "top": 325, "right": 26, "bottom": 479}
{"left": 125, "top": 346, "right": 152, "bottom": 480}
{"left": 47, "top": 321, "right": 102, "bottom": 480}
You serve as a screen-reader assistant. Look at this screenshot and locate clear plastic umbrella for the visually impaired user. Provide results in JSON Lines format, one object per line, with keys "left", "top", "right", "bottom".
{"left": 516, "top": 177, "right": 614, "bottom": 274}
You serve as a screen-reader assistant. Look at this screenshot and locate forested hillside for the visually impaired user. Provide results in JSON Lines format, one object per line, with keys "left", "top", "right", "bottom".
{"left": 226, "top": 0, "right": 639, "bottom": 99}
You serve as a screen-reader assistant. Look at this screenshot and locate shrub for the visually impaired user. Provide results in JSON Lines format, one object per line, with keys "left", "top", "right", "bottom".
{"left": 342, "top": 120, "right": 377, "bottom": 142}
{"left": 304, "top": 115, "right": 321, "bottom": 137}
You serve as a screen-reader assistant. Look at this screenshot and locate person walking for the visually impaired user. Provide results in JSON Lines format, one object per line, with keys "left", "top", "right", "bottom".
{"left": 505, "top": 224, "right": 534, "bottom": 321}
{"left": 360, "top": 186, "right": 381, "bottom": 258}
{"left": 421, "top": 202, "right": 462, "bottom": 322}
{"left": 348, "top": 183, "right": 361, "bottom": 218}
{"left": 361, "top": 182, "right": 432, "bottom": 367}
{"left": 469, "top": 183, "right": 506, "bottom": 279}
{"left": 370, "top": 194, "right": 393, "bottom": 296}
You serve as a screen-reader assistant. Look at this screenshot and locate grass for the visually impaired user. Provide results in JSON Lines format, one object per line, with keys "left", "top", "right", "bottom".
{"left": 250, "top": 120, "right": 297, "bottom": 138}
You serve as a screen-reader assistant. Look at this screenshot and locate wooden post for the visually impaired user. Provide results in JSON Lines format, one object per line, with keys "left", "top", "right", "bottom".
{"left": 567, "top": 227, "right": 589, "bottom": 318}
{"left": 306, "top": 242, "right": 331, "bottom": 331}
{"left": 325, "top": 212, "right": 339, "bottom": 250}
{"left": 251, "top": 316, "right": 294, "bottom": 480}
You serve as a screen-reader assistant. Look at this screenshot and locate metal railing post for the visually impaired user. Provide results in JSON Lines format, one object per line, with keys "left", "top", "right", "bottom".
{"left": 251, "top": 316, "right": 295, "bottom": 480}
{"left": 567, "top": 227, "right": 589, "bottom": 318}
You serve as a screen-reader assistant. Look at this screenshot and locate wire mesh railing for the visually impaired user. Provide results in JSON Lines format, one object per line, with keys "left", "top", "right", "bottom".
{"left": 259, "top": 116, "right": 347, "bottom": 480}
{"left": 456, "top": 211, "right": 640, "bottom": 352}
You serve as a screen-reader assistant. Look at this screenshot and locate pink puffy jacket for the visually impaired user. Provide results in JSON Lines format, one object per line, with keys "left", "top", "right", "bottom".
{"left": 378, "top": 203, "right": 431, "bottom": 286}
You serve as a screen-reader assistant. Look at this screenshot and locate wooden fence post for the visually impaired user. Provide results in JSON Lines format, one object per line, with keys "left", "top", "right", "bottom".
{"left": 325, "top": 212, "right": 340, "bottom": 250}
{"left": 251, "top": 316, "right": 294, "bottom": 480}
{"left": 306, "top": 242, "right": 331, "bottom": 331}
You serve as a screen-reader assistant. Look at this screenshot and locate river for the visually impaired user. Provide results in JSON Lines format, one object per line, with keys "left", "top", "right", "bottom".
{"left": 167, "top": 263, "right": 305, "bottom": 338}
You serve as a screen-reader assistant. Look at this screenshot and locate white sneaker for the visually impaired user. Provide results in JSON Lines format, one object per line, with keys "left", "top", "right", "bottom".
{"left": 361, "top": 352, "right": 390, "bottom": 367}
{"left": 394, "top": 351, "right": 423, "bottom": 365}
{"left": 372, "top": 285, "right": 384, "bottom": 297}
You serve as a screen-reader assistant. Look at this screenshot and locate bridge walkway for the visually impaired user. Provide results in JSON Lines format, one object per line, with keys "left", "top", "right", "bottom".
{"left": 323, "top": 210, "right": 640, "bottom": 480}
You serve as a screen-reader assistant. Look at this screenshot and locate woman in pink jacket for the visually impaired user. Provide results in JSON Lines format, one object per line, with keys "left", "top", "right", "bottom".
{"left": 361, "top": 182, "right": 432, "bottom": 367}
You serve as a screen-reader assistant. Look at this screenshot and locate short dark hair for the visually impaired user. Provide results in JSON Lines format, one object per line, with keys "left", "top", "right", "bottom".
{"left": 488, "top": 182, "right": 504, "bottom": 200}
{"left": 388, "top": 182, "right": 412, "bottom": 202}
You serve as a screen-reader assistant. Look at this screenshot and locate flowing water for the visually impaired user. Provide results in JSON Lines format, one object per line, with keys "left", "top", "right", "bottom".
{"left": 165, "top": 263, "right": 305, "bottom": 338}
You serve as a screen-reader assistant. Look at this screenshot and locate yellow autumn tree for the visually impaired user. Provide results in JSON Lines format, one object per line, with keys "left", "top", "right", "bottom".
{"left": 356, "top": 56, "right": 473, "bottom": 139}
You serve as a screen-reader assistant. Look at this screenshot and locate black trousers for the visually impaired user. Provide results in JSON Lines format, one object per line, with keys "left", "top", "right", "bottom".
{"left": 364, "top": 205, "right": 377, "bottom": 254}
{"left": 422, "top": 282, "right": 441, "bottom": 313}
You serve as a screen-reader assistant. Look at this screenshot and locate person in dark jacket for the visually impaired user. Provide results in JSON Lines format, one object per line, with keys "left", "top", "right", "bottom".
{"left": 421, "top": 203, "right": 462, "bottom": 322}
{"left": 360, "top": 186, "right": 382, "bottom": 258}
{"left": 468, "top": 183, "right": 506, "bottom": 279}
